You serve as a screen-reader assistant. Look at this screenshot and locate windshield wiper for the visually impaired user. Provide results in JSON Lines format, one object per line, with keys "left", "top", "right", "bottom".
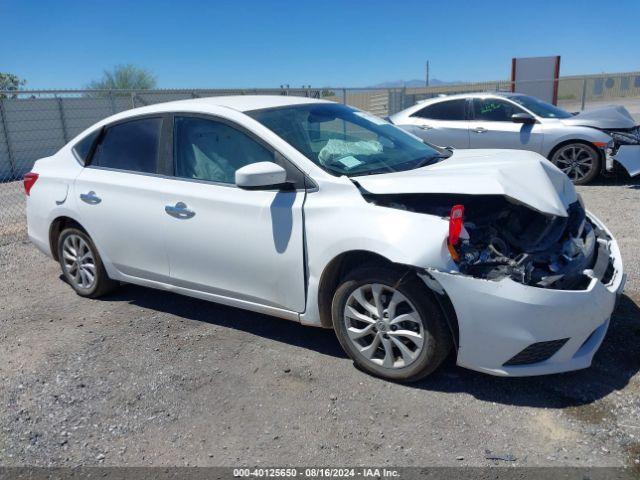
{"left": 349, "top": 152, "right": 451, "bottom": 177}
{"left": 412, "top": 152, "right": 451, "bottom": 170}
{"left": 347, "top": 165, "right": 395, "bottom": 177}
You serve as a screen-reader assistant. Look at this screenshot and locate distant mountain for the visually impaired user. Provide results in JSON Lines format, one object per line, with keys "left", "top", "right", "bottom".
{"left": 369, "top": 79, "right": 463, "bottom": 88}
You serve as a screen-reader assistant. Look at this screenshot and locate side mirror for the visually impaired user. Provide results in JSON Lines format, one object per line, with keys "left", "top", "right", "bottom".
{"left": 511, "top": 113, "right": 536, "bottom": 124}
{"left": 235, "top": 162, "right": 288, "bottom": 189}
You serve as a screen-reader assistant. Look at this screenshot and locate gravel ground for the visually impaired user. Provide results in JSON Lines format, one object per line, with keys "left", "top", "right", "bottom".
{"left": 0, "top": 176, "right": 639, "bottom": 469}
{"left": 0, "top": 181, "right": 26, "bottom": 246}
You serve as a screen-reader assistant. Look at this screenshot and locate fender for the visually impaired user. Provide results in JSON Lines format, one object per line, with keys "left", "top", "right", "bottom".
{"left": 540, "top": 125, "right": 611, "bottom": 158}
{"left": 299, "top": 176, "right": 452, "bottom": 327}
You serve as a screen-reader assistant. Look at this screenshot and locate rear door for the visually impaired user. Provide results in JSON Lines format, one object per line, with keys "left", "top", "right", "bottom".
{"left": 469, "top": 97, "right": 544, "bottom": 152}
{"left": 162, "top": 114, "right": 307, "bottom": 312}
{"left": 404, "top": 99, "right": 470, "bottom": 148}
{"left": 73, "top": 115, "right": 172, "bottom": 281}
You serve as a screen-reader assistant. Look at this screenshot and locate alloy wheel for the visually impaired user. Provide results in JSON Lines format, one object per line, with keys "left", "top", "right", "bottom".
{"left": 552, "top": 144, "right": 596, "bottom": 182}
{"left": 343, "top": 283, "right": 425, "bottom": 369}
{"left": 61, "top": 234, "right": 97, "bottom": 290}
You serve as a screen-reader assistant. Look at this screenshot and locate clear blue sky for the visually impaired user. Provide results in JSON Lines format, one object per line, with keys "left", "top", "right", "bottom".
{"left": 2, "top": 0, "right": 639, "bottom": 89}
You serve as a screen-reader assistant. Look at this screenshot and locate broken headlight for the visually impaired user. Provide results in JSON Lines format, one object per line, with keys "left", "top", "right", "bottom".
{"left": 608, "top": 129, "right": 640, "bottom": 146}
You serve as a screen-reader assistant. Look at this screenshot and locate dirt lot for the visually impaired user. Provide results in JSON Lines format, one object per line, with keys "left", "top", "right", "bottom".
{"left": 0, "top": 176, "right": 639, "bottom": 469}
{"left": 0, "top": 181, "right": 26, "bottom": 246}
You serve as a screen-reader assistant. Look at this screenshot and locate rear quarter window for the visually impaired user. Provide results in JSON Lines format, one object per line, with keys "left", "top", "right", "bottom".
{"left": 72, "top": 129, "right": 100, "bottom": 164}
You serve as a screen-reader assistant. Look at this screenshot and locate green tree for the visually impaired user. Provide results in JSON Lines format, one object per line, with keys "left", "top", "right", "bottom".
{"left": 0, "top": 73, "right": 26, "bottom": 98}
{"left": 86, "top": 64, "right": 157, "bottom": 91}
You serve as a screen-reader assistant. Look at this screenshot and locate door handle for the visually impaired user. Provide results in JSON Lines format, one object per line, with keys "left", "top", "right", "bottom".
{"left": 80, "top": 191, "right": 101, "bottom": 204}
{"left": 473, "top": 127, "right": 488, "bottom": 133}
{"left": 165, "top": 201, "right": 196, "bottom": 219}
{"left": 418, "top": 124, "right": 433, "bottom": 130}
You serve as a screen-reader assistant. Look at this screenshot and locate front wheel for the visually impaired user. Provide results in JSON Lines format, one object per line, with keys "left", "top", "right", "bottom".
{"left": 331, "top": 266, "right": 452, "bottom": 382}
{"left": 550, "top": 142, "right": 601, "bottom": 185}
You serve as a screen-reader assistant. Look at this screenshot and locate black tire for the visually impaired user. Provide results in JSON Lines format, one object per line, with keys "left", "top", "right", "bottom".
{"left": 57, "top": 228, "right": 118, "bottom": 298}
{"left": 331, "top": 265, "right": 451, "bottom": 382}
{"left": 550, "top": 142, "right": 601, "bottom": 185}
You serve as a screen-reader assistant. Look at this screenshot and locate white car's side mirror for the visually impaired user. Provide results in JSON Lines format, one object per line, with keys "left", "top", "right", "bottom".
{"left": 235, "top": 161, "right": 288, "bottom": 189}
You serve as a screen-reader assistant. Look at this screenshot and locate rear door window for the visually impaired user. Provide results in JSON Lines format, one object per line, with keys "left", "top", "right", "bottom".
{"left": 412, "top": 99, "right": 467, "bottom": 121}
{"left": 91, "top": 117, "right": 163, "bottom": 173}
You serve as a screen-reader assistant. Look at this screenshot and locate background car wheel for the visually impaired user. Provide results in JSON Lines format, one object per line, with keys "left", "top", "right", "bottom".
{"left": 57, "top": 228, "right": 118, "bottom": 298}
{"left": 550, "top": 142, "right": 601, "bottom": 185}
{"left": 332, "top": 265, "right": 452, "bottom": 382}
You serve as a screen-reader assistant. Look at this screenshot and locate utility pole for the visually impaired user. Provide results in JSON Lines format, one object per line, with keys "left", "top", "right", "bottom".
{"left": 425, "top": 60, "right": 430, "bottom": 87}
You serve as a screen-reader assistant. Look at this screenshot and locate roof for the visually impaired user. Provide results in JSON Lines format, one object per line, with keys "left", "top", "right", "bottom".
{"left": 143, "top": 95, "right": 331, "bottom": 114}
{"left": 68, "top": 95, "right": 335, "bottom": 145}
{"left": 417, "top": 91, "right": 521, "bottom": 103}
{"left": 214, "top": 95, "right": 332, "bottom": 111}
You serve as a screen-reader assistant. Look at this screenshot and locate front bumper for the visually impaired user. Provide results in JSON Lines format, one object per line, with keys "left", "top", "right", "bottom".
{"left": 607, "top": 144, "right": 640, "bottom": 177}
{"left": 427, "top": 212, "right": 625, "bottom": 377}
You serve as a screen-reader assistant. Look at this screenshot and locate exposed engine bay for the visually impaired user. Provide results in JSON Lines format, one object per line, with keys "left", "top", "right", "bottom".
{"left": 363, "top": 192, "right": 611, "bottom": 290}
{"left": 603, "top": 125, "right": 640, "bottom": 149}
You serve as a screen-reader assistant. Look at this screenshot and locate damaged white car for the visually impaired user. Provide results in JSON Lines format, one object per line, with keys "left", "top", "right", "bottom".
{"left": 25, "top": 96, "right": 625, "bottom": 382}
{"left": 389, "top": 93, "right": 640, "bottom": 185}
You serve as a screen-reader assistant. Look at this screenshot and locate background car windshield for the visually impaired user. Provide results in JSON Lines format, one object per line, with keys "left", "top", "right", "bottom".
{"left": 509, "top": 95, "right": 573, "bottom": 119}
{"left": 248, "top": 104, "right": 440, "bottom": 176}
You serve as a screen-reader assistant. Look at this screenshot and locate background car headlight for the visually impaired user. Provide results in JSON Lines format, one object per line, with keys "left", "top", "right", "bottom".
{"left": 609, "top": 130, "right": 640, "bottom": 145}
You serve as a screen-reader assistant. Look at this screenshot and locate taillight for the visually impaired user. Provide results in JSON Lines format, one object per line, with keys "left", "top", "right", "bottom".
{"left": 23, "top": 172, "right": 39, "bottom": 196}
{"left": 447, "top": 204, "right": 464, "bottom": 261}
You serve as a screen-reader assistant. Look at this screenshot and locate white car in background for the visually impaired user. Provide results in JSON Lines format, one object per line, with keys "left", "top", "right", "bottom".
{"left": 25, "top": 96, "right": 625, "bottom": 381}
{"left": 389, "top": 92, "right": 640, "bottom": 185}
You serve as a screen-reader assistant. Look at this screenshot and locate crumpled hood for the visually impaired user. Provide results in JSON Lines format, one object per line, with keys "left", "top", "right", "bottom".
{"left": 560, "top": 105, "right": 637, "bottom": 129}
{"left": 355, "top": 149, "right": 577, "bottom": 217}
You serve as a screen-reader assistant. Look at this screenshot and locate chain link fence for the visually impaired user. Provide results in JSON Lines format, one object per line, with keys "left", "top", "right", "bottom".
{"left": 2, "top": 72, "right": 640, "bottom": 245}
{"left": 0, "top": 88, "right": 323, "bottom": 244}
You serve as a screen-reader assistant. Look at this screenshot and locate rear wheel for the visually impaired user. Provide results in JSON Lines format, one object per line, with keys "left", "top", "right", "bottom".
{"left": 550, "top": 142, "right": 600, "bottom": 185}
{"left": 57, "top": 228, "right": 118, "bottom": 298}
{"left": 332, "top": 266, "right": 451, "bottom": 382}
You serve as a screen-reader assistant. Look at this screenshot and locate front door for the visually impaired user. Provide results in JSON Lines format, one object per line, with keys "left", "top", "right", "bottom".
{"left": 163, "top": 115, "right": 307, "bottom": 312}
{"left": 468, "top": 97, "right": 544, "bottom": 152}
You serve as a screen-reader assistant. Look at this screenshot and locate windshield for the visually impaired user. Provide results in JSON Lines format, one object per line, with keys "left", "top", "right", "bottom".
{"left": 247, "top": 103, "right": 443, "bottom": 176}
{"left": 508, "top": 95, "right": 573, "bottom": 119}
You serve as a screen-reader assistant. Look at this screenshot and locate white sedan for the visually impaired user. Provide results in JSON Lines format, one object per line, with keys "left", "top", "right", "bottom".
{"left": 24, "top": 96, "right": 625, "bottom": 381}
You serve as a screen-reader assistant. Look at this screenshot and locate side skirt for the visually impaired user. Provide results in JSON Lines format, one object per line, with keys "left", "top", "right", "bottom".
{"left": 109, "top": 270, "right": 302, "bottom": 323}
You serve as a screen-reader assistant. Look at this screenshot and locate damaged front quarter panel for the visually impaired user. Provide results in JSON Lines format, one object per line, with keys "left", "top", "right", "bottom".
{"left": 364, "top": 190, "right": 606, "bottom": 291}
{"left": 599, "top": 126, "right": 640, "bottom": 177}
{"left": 454, "top": 200, "right": 599, "bottom": 290}
{"left": 421, "top": 210, "right": 624, "bottom": 376}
